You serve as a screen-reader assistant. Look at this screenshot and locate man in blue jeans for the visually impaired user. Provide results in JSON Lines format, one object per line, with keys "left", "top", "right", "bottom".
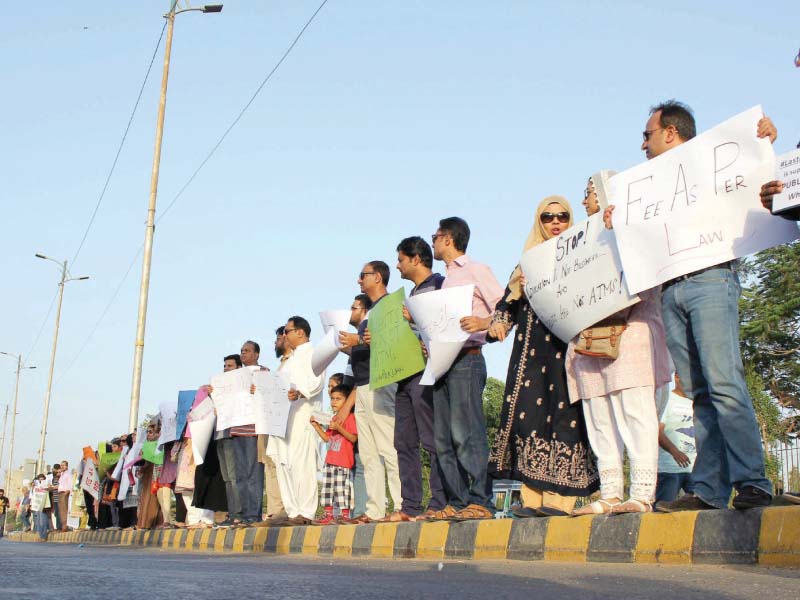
{"left": 641, "top": 101, "right": 777, "bottom": 511}
{"left": 429, "top": 217, "right": 504, "bottom": 521}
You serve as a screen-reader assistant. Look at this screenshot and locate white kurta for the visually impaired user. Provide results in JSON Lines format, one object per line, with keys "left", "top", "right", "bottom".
{"left": 267, "top": 342, "right": 324, "bottom": 519}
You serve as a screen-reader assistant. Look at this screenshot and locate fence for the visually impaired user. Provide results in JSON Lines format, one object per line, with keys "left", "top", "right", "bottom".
{"left": 769, "top": 440, "right": 800, "bottom": 494}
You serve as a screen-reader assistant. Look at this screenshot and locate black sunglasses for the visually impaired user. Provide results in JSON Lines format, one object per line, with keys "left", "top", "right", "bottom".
{"left": 540, "top": 211, "right": 569, "bottom": 224}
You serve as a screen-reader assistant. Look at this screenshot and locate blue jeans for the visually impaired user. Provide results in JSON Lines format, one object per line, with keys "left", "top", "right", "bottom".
{"left": 433, "top": 351, "right": 491, "bottom": 510}
{"left": 655, "top": 472, "right": 696, "bottom": 503}
{"left": 34, "top": 510, "right": 50, "bottom": 539}
{"left": 216, "top": 437, "right": 242, "bottom": 520}
{"left": 232, "top": 435, "right": 264, "bottom": 521}
{"left": 352, "top": 452, "right": 367, "bottom": 517}
{"left": 661, "top": 266, "right": 772, "bottom": 508}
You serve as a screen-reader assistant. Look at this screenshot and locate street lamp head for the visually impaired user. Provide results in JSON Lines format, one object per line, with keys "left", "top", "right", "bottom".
{"left": 35, "top": 253, "right": 47, "bottom": 260}
{"left": 202, "top": 4, "right": 223, "bottom": 12}
{"left": 77, "top": 276, "right": 90, "bottom": 281}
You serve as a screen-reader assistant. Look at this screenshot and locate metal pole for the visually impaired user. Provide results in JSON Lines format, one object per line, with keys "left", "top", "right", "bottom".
{"left": 38, "top": 263, "right": 66, "bottom": 474}
{"left": 129, "top": 10, "right": 176, "bottom": 433}
{"left": 0, "top": 405, "right": 7, "bottom": 478}
{"left": 4, "top": 356, "right": 22, "bottom": 535}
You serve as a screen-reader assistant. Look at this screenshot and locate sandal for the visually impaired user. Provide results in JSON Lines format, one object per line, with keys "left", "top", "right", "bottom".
{"left": 381, "top": 511, "right": 415, "bottom": 523}
{"left": 414, "top": 508, "right": 440, "bottom": 522}
{"left": 350, "top": 514, "right": 373, "bottom": 524}
{"left": 449, "top": 504, "right": 494, "bottom": 521}
{"left": 611, "top": 498, "right": 652, "bottom": 514}
{"left": 571, "top": 499, "right": 620, "bottom": 516}
{"left": 422, "top": 505, "right": 458, "bottom": 521}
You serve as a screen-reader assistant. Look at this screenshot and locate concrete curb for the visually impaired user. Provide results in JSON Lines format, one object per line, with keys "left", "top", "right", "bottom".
{"left": 6, "top": 506, "right": 799, "bottom": 566}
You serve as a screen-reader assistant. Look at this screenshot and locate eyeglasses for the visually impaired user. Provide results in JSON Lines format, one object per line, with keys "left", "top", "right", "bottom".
{"left": 358, "top": 272, "right": 378, "bottom": 279}
{"left": 540, "top": 212, "right": 570, "bottom": 224}
{"left": 350, "top": 305, "right": 364, "bottom": 311}
{"left": 430, "top": 233, "right": 446, "bottom": 243}
{"left": 642, "top": 127, "right": 665, "bottom": 142}
{"left": 283, "top": 328, "right": 297, "bottom": 335}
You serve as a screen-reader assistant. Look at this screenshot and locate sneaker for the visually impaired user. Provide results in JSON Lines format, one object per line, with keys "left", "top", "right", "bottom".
{"left": 655, "top": 494, "right": 717, "bottom": 513}
{"left": 732, "top": 486, "right": 772, "bottom": 509}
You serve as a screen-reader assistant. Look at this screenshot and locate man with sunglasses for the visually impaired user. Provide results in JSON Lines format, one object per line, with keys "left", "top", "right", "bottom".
{"left": 428, "top": 217, "right": 504, "bottom": 521}
{"left": 634, "top": 100, "right": 778, "bottom": 512}
{"left": 337, "top": 261, "right": 403, "bottom": 523}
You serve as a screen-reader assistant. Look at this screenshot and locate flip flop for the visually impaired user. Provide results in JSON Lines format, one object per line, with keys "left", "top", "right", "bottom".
{"left": 611, "top": 498, "right": 652, "bottom": 514}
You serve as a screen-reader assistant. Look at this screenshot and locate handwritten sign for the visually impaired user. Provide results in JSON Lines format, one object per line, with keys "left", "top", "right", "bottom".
{"left": 773, "top": 148, "right": 800, "bottom": 213}
{"left": 187, "top": 398, "right": 216, "bottom": 465}
{"left": 369, "top": 288, "right": 425, "bottom": 390}
{"left": 519, "top": 213, "right": 639, "bottom": 343}
{"left": 210, "top": 367, "right": 255, "bottom": 431}
{"left": 253, "top": 370, "right": 292, "bottom": 437}
{"left": 610, "top": 106, "right": 799, "bottom": 293}
{"left": 157, "top": 399, "right": 179, "bottom": 449}
{"left": 405, "top": 284, "right": 473, "bottom": 385}
{"left": 80, "top": 460, "right": 101, "bottom": 500}
{"left": 175, "top": 390, "right": 197, "bottom": 439}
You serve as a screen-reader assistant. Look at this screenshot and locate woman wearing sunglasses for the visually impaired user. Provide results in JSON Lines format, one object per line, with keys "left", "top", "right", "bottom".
{"left": 485, "top": 196, "right": 599, "bottom": 517}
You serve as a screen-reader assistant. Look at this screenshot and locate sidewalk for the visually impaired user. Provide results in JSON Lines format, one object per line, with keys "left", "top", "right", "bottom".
{"left": 7, "top": 506, "right": 800, "bottom": 567}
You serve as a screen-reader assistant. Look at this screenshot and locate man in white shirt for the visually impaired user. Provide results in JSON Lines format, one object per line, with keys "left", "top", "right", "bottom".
{"left": 267, "top": 316, "right": 324, "bottom": 525}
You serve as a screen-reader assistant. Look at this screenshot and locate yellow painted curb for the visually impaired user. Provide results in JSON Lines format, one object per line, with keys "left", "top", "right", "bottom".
{"left": 417, "top": 522, "right": 450, "bottom": 559}
{"left": 333, "top": 525, "right": 357, "bottom": 557}
{"left": 302, "top": 527, "right": 322, "bottom": 555}
{"left": 232, "top": 528, "right": 247, "bottom": 553}
{"left": 544, "top": 515, "right": 592, "bottom": 562}
{"left": 213, "top": 529, "right": 227, "bottom": 553}
{"left": 198, "top": 527, "right": 212, "bottom": 550}
{"left": 371, "top": 523, "right": 397, "bottom": 558}
{"left": 275, "top": 527, "right": 293, "bottom": 554}
{"left": 635, "top": 512, "right": 698, "bottom": 564}
{"left": 759, "top": 506, "right": 800, "bottom": 567}
{"left": 474, "top": 519, "right": 513, "bottom": 560}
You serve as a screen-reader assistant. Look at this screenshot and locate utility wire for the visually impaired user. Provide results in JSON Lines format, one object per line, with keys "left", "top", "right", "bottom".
{"left": 55, "top": 0, "right": 330, "bottom": 383}
{"left": 158, "top": 0, "right": 330, "bottom": 223}
{"left": 70, "top": 21, "right": 167, "bottom": 269}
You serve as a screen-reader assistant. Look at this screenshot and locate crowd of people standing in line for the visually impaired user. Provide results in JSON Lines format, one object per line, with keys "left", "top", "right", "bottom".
{"left": 7, "top": 99, "right": 799, "bottom": 538}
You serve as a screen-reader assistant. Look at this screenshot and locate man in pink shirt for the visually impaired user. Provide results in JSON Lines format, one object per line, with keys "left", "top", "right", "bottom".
{"left": 428, "top": 217, "right": 504, "bottom": 521}
{"left": 57, "top": 460, "right": 73, "bottom": 532}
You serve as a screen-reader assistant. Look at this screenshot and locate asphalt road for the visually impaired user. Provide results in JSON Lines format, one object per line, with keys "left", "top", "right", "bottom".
{"left": 1, "top": 539, "right": 798, "bottom": 600}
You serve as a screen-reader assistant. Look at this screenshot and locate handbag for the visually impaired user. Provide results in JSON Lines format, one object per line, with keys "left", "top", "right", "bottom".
{"left": 574, "top": 317, "right": 628, "bottom": 360}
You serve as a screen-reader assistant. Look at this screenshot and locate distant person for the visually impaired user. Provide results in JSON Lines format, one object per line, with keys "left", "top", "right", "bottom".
{"left": 57, "top": 460, "right": 73, "bottom": 532}
{"left": 0, "top": 488, "right": 9, "bottom": 536}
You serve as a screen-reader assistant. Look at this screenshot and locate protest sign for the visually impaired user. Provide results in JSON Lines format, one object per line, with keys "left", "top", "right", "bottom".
{"left": 141, "top": 441, "right": 164, "bottom": 465}
{"left": 80, "top": 460, "right": 101, "bottom": 500}
{"left": 320, "top": 309, "right": 352, "bottom": 348}
{"left": 518, "top": 213, "right": 639, "bottom": 343}
{"left": 157, "top": 399, "right": 179, "bottom": 449}
{"left": 310, "top": 410, "right": 332, "bottom": 428}
{"left": 609, "top": 106, "right": 799, "bottom": 293}
{"left": 31, "top": 481, "right": 51, "bottom": 511}
{"left": 111, "top": 446, "right": 128, "bottom": 481}
{"left": 311, "top": 329, "right": 339, "bottom": 377}
{"left": 175, "top": 389, "right": 197, "bottom": 439}
{"left": 368, "top": 288, "right": 426, "bottom": 389}
{"left": 98, "top": 451, "right": 121, "bottom": 475}
{"left": 772, "top": 148, "right": 800, "bottom": 213}
{"left": 209, "top": 367, "right": 255, "bottom": 431}
{"left": 405, "top": 284, "right": 474, "bottom": 385}
{"left": 123, "top": 427, "right": 145, "bottom": 470}
{"left": 253, "top": 370, "right": 292, "bottom": 437}
{"left": 187, "top": 397, "right": 216, "bottom": 465}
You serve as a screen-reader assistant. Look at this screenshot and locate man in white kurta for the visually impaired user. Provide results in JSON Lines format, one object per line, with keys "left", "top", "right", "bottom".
{"left": 267, "top": 316, "right": 324, "bottom": 523}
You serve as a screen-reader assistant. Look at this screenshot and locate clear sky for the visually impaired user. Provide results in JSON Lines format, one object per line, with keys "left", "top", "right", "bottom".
{"left": 1, "top": 1, "right": 798, "bottom": 481}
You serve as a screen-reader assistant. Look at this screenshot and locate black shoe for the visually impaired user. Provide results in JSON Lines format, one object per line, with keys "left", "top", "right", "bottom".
{"left": 511, "top": 507, "right": 538, "bottom": 519}
{"left": 732, "top": 486, "right": 772, "bottom": 509}
{"left": 536, "top": 506, "right": 570, "bottom": 517}
{"left": 214, "top": 519, "right": 236, "bottom": 529}
{"left": 655, "top": 494, "right": 717, "bottom": 513}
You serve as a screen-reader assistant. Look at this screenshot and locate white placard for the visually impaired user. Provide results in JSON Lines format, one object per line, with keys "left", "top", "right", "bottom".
{"left": 209, "top": 368, "right": 255, "bottom": 431}
{"left": 773, "top": 148, "right": 800, "bottom": 213}
{"left": 253, "top": 370, "right": 292, "bottom": 437}
{"left": 187, "top": 397, "right": 216, "bottom": 465}
{"left": 157, "top": 399, "right": 179, "bottom": 449}
{"left": 320, "top": 309, "right": 352, "bottom": 348}
{"left": 80, "top": 460, "right": 100, "bottom": 500}
{"left": 519, "top": 213, "right": 640, "bottom": 344}
{"left": 310, "top": 410, "right": 332, "bottom": 428}
{"left": 311, "top": 329, "right": 340, "bottom": 377}
{"left": 405, "top": 284, "right": 473, "bottom": 385}
{"left": 609, "top": 106, "right": 799, "bottom": 293}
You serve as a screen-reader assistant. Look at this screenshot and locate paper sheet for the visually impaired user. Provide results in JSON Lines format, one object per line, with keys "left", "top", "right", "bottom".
{"left": 187, "top": 397, "right": 216, "bottom": 465}
{"left": 253, "top": 370, "right": 292, "bottom": 437}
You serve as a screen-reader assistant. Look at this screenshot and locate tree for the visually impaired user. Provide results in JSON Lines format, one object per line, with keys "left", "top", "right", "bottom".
{"left": 739, "top": 242, "right": 800, "bottom": 437}
{"left": 483, "top": 376, "right": 505, "bottom": 450}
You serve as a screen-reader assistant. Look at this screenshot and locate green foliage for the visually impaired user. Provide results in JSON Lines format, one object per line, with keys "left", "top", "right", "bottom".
{"left": 483, "top": 376, "right": 505, "bottom": 449}
{"left": 739, "top": 243, "right": 800, "bottom": 434}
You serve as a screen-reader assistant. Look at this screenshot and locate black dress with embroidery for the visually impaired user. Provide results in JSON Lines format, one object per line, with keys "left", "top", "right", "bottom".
{"left": 487, "top": 287, "right": 599, "bottom": 496}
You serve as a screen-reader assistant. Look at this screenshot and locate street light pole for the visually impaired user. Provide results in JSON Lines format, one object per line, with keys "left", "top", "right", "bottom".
{"left": 1, "top": 352, "right": 36, "bottom": 535}
{"left": 34, "top": 255, "right": 88, "bottom": 474}
{"left": 128, "top": 2, "right": 223, "bottom": 432}
{"left": 0, "top": 405, "right": 8, "bottom": 479}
